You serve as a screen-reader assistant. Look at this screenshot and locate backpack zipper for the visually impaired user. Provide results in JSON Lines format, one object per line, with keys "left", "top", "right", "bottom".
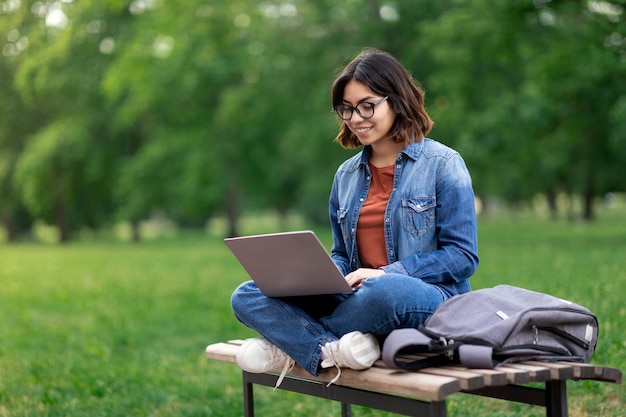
{"left": 536, "top": 325, "right": 590, "bottom": 349}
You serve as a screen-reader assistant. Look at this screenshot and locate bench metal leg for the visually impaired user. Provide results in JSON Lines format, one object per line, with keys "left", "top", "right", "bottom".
{"left": 546, "top": 380, "right": 568, "bottom": 417}
{"left": 244, "top": 375, "right": 353, "bottom": 417}
{"left": 243, "top": 375, "right": 255, "bottom": 417}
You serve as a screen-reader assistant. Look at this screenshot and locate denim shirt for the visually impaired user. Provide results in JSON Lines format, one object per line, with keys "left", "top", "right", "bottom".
{"left": 329, "top": 139, "right": 479, "bottom": 297}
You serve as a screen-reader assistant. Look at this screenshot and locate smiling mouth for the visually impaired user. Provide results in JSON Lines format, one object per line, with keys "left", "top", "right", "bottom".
{"left": 355, "top": 127, "right": 372, "bottom": 133}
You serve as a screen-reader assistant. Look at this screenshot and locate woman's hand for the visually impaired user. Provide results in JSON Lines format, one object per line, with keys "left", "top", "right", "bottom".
{"left": 345, "top": 268, "right": 385, "bottom": 288}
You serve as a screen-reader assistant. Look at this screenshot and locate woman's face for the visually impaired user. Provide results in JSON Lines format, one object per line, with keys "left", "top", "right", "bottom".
{"left": 341, "top": 79, "right": 395, "bottom": 148}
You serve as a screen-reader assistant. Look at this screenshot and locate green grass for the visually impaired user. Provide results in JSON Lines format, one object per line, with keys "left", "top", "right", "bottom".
{"left": 0, "top": 214, "right": 624, "bottom": 416}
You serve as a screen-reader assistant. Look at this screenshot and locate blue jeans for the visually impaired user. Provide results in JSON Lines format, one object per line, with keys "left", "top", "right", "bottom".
{"left": 230, "top": 273, "right": 448, "bottom": 376}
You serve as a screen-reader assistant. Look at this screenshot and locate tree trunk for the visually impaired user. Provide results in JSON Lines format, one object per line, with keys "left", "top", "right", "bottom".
{"left": 226, "top": 182, "right": 240, "bottom": 238}
{"left": 546, "top": 190, "right": 559, "bottom": 220}
{"left": 131, "top": 219, "right": 141, "bottom": 244}
{"left": 55, "top": 197, "right": 69, "bottom": 243}
{"left": 2, "top": 217, "right": 17, "bottom": 243}
{"left": 583, "top": 184, "right": 595, "bottom": 222}
{"left": 277, "top": 206, "right": 289, "bottom": 231}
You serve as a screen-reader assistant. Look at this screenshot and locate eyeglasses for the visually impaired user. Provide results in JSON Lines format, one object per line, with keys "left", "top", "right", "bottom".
{"left": 333, "top": 96, "right": 388, "bottom": 121}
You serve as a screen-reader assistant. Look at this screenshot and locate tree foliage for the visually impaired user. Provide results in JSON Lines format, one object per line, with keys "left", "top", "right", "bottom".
{"left": 421, "top": 0, "right": 626, "bottom": 218}
{"left": 1, "top": 0, "right": 624, "bottom": 242}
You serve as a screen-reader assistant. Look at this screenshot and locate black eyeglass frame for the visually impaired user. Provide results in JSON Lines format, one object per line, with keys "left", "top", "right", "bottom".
{"left": 333, "top": 96, "right": 389, "bottom": 121}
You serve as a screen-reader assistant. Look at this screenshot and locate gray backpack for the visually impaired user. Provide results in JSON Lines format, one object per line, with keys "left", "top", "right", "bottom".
{"left": 382, "top": 285, "right": 598, "bottom": 370}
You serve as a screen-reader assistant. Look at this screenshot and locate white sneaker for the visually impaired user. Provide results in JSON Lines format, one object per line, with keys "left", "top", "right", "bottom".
{"left": 321, "top": 331, "right": 380, "bottom": 385}
{"left": 236, "top": 338, "right": 295, "bottom": 389}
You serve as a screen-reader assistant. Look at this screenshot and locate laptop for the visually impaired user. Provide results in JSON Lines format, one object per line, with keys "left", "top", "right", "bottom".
{"left": 224, "top": 230, "right": 353, "bottom": 297}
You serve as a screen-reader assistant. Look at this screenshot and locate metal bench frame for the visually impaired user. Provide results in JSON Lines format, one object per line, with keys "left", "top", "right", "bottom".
{"left": 242, "top": 371, "right": 567, "bottom": 417}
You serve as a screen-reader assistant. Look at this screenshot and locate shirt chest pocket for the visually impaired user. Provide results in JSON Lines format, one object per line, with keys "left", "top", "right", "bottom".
{"left": 336, "top": 207, "right": 351, "bottom": 237}
{"left": 402, "top": 197, "right": 436, "bottom": 237}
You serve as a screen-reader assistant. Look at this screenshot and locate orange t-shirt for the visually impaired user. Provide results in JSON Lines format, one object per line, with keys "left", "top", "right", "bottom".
{"left": 356, "top": 164, "right": 394, "bottom": 268}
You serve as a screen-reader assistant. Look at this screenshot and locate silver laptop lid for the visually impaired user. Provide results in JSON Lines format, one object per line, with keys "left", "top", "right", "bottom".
{"left": 224, "top": 230, "right": 352, "bottom": 297}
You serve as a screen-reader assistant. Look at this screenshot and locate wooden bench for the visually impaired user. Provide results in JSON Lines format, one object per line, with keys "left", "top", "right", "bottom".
{"left": 206, "top": 339, "right": 622, "bottom": 417}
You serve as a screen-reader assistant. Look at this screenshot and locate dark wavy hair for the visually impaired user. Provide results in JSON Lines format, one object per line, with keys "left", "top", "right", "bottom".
{"left": 331, "top": 48, "right": 434, "bottom": 149}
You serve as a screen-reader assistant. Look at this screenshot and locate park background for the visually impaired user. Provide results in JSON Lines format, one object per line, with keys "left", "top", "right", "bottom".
{"left": 1, "top": 0, "right": 624, "bottom": 416}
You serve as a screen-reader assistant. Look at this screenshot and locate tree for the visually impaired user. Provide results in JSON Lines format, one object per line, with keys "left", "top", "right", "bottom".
{"left": 421, "top": 0, "right": 626, "bottom": 220}
{"left": 0, "top": 2, "right": 40, "bottom": 241}
{"left": 2, "top": 0, "right": 624, "bottom": 244}
{"left": 9, "top": 0, "right": 120, "bottom": 241}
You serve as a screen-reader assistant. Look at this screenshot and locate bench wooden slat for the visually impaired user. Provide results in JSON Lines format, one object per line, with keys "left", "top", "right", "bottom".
{"left": 596, "top": 365, "right": 623, "bottom": 383}
{"left": 261, "top": 361, "right": 462, "bottom": 401}
{"left": 560, "top": 362, "right": 623, "bottom": 383}
{"left": 560, "top": 362, "right": 596, "bottom": 379}
{"left": 393, "top": 353, "right": 510, "bottom": 388}
{"left": 336, "top": 364, "right": 461, "bottom": 401}
{"left": 206, "top": 339, "right": 623, "bottom": 406}
{"left": 417, "top": 367, "right": 486, "bottom": 391}
{"left": 206, "top": 342, "right": 460, "bottom": 401}
{"left": 444, "top": 366, "right": 509, "bottom": 386}
{"left": 495, "top": 365, "right": 531, "bottom": 384}
{"left": 505, "top": 363, "right": 552, "bottom": 381}
{"left": 522, "top": 361, "right": 575, "bottom": 380}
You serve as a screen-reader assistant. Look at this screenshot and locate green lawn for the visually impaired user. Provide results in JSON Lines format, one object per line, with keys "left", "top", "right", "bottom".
{"left": 0, "top": 214, "right": 624, "bottom": 416}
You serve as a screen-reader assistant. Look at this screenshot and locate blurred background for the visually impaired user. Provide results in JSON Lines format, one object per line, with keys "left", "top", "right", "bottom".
{"left": 1, "top": 0, "right": 625, "bottom": 244}
{"left": 1, "top": 3, "right": 625, "bottom": 416}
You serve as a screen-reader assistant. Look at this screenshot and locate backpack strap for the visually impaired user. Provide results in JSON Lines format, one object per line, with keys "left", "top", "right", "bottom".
{"left": 457, "top": 344, "right": 496, "bottom": 368}
{"left": 383, "top": 328, "right": 501, "bottom": 371}
{"left": 382, "top": 328, "right": 457, "bottom": 371}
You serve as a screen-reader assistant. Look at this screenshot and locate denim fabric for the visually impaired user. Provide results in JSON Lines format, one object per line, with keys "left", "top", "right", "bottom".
{"left": 230, "top": 139, "right": 479, "bottom": 376}
{"left": 231, "top": 275, "right": 447, "bottom": 376}
{"left": 329, "top": 139, "right": 478, "bottom": 296}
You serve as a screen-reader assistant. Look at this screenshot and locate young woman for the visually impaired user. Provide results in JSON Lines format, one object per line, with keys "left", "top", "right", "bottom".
{"left": 230, "top": 48, "right": 479, "bottom": 387}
